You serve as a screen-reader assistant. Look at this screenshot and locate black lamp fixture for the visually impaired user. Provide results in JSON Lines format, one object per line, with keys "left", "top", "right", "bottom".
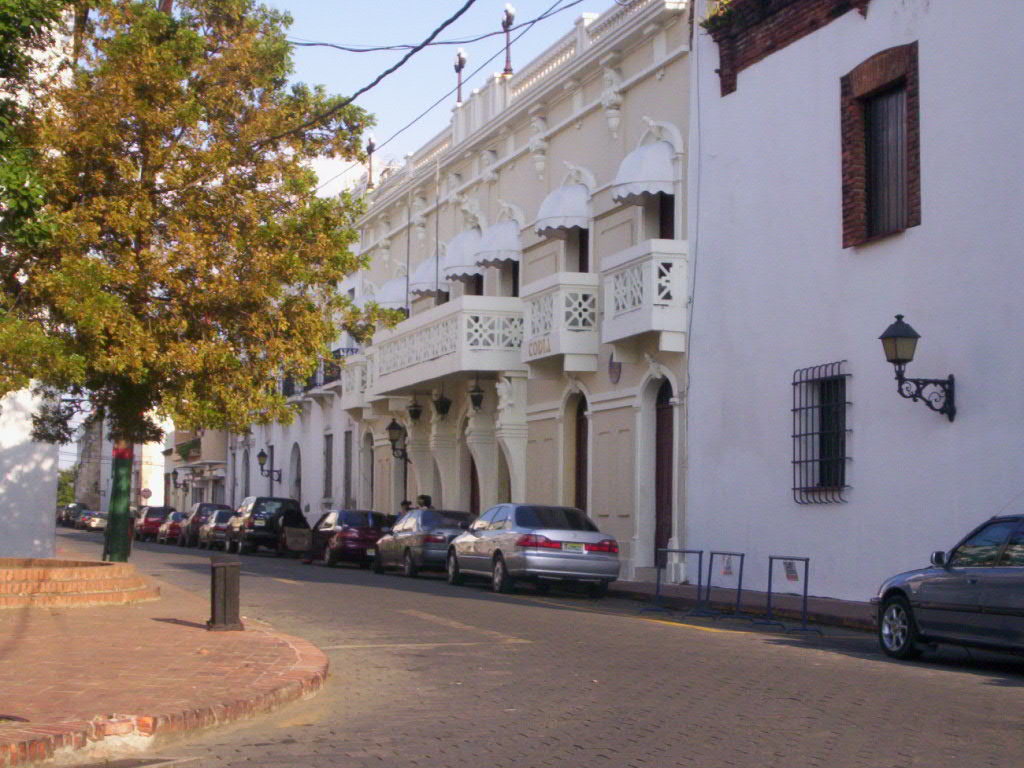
{"left": 256, "top": 448, "right": 282, "bottom": 481}
{"left": 385, "top": 419, "right": 410, "bottom": 462}
{"left": 469, "top": 374, "right": 484, "bottom": 411}
{"left": 879, "top": 314, "right": 956, "bottom": 422}
{"left": 407, "top": 396, "right": 423, "bottom": 421}
{"left": 171, "top": 469, "right": 189, "bottom": 490}
{"left": 501, "top": 4, "right": 516, "bottom": 77}
{"left": 433, "top": 386, "right": 452, "bottom": 418}
{"left": 454, "top": 48, "right": 467, "bottom": 105}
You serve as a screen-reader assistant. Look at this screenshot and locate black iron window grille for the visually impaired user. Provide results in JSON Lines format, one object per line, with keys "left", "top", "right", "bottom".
{"left": 792, "top": 361, "right": 851, "bottom": 504}
{"left": 281, "top": 376, "right": 297, "bottom": 397}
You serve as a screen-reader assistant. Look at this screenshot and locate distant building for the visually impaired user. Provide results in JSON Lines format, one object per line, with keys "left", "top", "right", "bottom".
{"left": 163, "top": 429, "right": 227, "bottom": 513}
{"left": 73, "top": 415, "right": 166, "bottom": 512}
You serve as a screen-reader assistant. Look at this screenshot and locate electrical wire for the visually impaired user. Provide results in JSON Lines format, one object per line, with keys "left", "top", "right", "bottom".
{"left": 287, "top": 0, "right": 585, "bottom": 53}
{"left": 314, "top": 0, "right": 571, "bottom": 194}
{"left": 259, "top": 0, "right": 479, "bottom": 147}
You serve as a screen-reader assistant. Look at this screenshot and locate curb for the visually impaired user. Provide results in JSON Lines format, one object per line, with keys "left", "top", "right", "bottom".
{"left": 0, "top": 627, "right": 329, "bottom": 768}
{"left": 609, "top": 585, "right": 876, "bottom": 633}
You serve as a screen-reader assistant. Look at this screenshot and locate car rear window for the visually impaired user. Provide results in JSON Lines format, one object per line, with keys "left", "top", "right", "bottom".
{"left": 212, "top": 510, "right": 234, "bottom": 523}
{"left": 514, "top": 506, "right": 597, "bottom": 531}
{"left": 170, "top": 512, "right": 187, "bottom": 522}
{"left": 145, "top": 509, "right": 169, "bottom": 520}
{"left": 252, "top": 499, "right": 301, "bottom": 517}
{"left": 422, "top": 511, "right": 472, "bottom": 528}
{"left": 340, "top": 511, "right": 386, "bottom": 527}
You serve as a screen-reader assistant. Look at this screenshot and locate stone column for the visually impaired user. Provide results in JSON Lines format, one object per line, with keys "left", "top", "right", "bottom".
{"left": 494, "top": 371, "right": 528, "bottom": 503}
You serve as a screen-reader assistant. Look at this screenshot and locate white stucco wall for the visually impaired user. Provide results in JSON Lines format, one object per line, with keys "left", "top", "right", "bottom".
{"left": 0, "top": 390, "right": 58, "bottom": 557}
{"left": 686, "top": 1, "right": 1024, "bottom": 600}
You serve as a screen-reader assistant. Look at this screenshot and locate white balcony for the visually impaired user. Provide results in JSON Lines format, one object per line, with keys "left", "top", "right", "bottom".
{"left": 521, "top": 272, "right": 601, "bottom": 372}
{"left": 339, "top": 355, "right": 369, "bottom": 413}
{"left": 601, "top": 239, "right": 688, "bottom": 359}
{"left": 368, "top": 295, "right": 526, "bottom": 397}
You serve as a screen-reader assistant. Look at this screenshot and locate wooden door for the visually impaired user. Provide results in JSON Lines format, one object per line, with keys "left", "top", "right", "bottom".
{"left": 574, "top": 397, "right": 588, "bottom": 511}
{"left": 654, "top": 381, "right": 674, "bottom": 560}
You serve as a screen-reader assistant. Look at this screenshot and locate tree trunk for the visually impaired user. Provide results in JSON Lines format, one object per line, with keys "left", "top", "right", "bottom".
{"left": 103, "top": 441, "right": 134, "bottom": 562}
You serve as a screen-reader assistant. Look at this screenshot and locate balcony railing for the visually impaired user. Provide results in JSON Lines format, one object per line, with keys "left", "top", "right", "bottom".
{"left": 601, "top": 239, "right": 688, "bottom": 353}
{"left": 521, "top": 272, "right": 600, "bottom": 372}
{"left": 369, "top": 295, "right": 526, "bottom": 397}
{"left": 339, "top": 356, "right": 368, "bottom": 412}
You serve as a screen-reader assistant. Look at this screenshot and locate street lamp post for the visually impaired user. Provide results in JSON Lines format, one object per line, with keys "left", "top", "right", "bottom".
{"left": 502, "top": 4, "right": 516, "bottom": 77}
{"left": 256, "top": 448, "right": 281, "bottom": 483}
{"left": 454, "top": 48, "right": 467, "bottom": 105}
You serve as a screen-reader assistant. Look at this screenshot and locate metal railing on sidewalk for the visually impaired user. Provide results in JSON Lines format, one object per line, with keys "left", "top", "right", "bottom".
{"left": 752, "top": 555, "right": 822, "bottom": 636}
{"left": 641, "top": 548, "right": 704, "bottom": 615}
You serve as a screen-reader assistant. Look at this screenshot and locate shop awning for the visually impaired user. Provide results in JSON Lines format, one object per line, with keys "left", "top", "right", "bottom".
{"left": 534, "top": 183, "right": 591, "bottom": 239}
{"left": 475, "top": 219, "right": 523, "bottom": 268}
{"left": 409, "top": 255, "right": 448, "bottom": 297}
{"left": 610, "top": 140, "right": 676, "bottom": 206}
{"left": 441, "top": 228, "right": 484, "bottom": 281}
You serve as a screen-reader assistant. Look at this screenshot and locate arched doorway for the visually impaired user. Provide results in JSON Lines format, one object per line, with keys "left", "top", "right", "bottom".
{"left": 496, "top": 446, "right": 511, "bottom": 503}
{"left": 289, "top": 443, "right": 302, "bottom": 504}
{"left": 469, "top": 454, "right": 480, "bottom": 515}
{"left": 242, "top": 449, "right": 250, "bottom": 498}
{"left": 563, "top": 394, "right": 589, "bottom": 511}
{"left": 432, "top": 459, "right": 443, "bottom": 508}
{"left": 360, "top": 433, "right": 374, "bottom": 508}
{"left": 654, "top": 380, "right": 674, "bottom": 560}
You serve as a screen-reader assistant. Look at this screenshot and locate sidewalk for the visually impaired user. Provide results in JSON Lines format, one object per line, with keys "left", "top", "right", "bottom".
{"left": 610, "top": 577, "right": 876, "bottom": 632}
{"left": 0, "top": 545, "right": 328, "bottom": 767}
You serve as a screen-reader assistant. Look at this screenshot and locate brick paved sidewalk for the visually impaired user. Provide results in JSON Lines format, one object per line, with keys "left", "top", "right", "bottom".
{"left": 0, "top": 545, "right": 328, "bottom": 767}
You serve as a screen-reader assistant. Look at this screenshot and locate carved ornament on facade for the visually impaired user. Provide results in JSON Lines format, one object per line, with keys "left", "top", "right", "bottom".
{"left": 528, "top": 112, "right": 549, "bottom": 179}
{"left": 480, "top": 149, "right": 499, "bottom": 182}
{"left": 601, "top": 64, "right": 624, "bottom": 139}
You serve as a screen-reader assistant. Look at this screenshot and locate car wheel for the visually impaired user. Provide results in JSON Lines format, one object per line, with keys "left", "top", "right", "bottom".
{"left": 587, "top": 582, "right": 609, "bottom": 599}
{"left": 372, "top": 552, "right": 385, "bottom": 573}
{"left": 239, "top": 541, "right": 253, "bottom": 555}
{"left": 879, "top": 594, "right": 922, "bottom": 660}
{"left": 447, "top": 551, "right": 464, "bottom": 586}
{"left": 403, "top": 550, "right": 418, "bottom": 578}
{"left": 492, "top": 555, "right": 514, "bottom": 594}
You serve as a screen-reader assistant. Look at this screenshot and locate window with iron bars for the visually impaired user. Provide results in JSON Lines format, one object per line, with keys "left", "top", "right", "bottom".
{"left": 792, "top": 361, "right": 851, "bottom": 504}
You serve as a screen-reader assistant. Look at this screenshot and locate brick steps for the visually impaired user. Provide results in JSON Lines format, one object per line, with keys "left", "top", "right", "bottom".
{"left": 0, "top": 559, "right": 160, "bottom": 609}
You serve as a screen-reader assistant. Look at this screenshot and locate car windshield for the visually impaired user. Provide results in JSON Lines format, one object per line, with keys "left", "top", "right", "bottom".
{"left": 515, "top": 506, "right": 598, "bottom": 531}
{"left": 212, "top": 510, "right": 234, "bottom": 523}
{"left": 340, "top": 511, "right": 386, "bottom": 527}
{"left": 422, "top": 511, "right": 472, "bottom": 528}
{"left": 145, "top": 509, "right": 169, "bottom": 520}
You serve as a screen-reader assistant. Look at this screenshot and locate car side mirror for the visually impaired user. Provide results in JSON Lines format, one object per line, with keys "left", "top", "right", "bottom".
{"left": 930, "top": 550, "right": 947, "bottom": 568}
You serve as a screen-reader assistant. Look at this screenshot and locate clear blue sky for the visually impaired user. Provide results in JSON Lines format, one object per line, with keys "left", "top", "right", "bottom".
{"left": 264, "top": 0, "right": 615, "bottom": 192}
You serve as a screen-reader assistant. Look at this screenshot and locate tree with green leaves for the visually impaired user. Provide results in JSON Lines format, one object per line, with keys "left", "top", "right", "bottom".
{"left": 57, "top": 466, "right": 78, "bottom": 505}
{"left": 1, "top": 0, "right": 397, "bottom": 559}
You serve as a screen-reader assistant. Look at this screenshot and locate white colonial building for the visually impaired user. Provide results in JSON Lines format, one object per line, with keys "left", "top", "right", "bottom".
{"left": 684, "top": 0, "right": 1024, "bottom": 600}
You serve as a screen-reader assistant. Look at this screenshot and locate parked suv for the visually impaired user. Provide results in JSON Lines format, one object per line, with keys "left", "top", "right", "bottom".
{"left": 447, "top": 504, "right": 620, "bottom": 596}
{"left": 311, "top": 509, "right": 391, "bottom": 567}
{"left": 179, "top": 502, "right": 232, "bottom": 547}
{"left": 133, "top": 506, "right": 174, "bottom": 542}
{"left": 227, "top": 496, "right": 308, "bottom": 554}
{"left": 873, "top": 514, "right": 1024, "bottom": 659}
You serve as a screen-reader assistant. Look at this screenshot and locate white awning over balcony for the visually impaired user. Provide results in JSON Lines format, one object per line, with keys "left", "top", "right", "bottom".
{"left": 442, "top": 228, "right": 483, "bottom": 281}
{"left": 374, "top": 276, "right": 408, "bottom": 310}
{"left": 535, "top": 183, "right": 591, "bottom": 239}
{"left": 475, "top": 219, "right": 522, "bottom": 268}
{"left": 409, "top": 255, "right": 448, "bottom": 297}
{"left": 611, "top": 140, "right": 675, "bottom": 206}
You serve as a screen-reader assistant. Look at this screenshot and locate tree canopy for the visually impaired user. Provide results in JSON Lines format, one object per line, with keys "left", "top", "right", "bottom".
{"left": 1, "top": 0, "right": 392, "bottom": 444}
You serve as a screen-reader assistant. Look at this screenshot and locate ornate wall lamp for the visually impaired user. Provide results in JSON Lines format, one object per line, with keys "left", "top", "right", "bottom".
{"left": 878, "top": 314, "right": 956, "bottom": 422}
{"left": 501, "top": 4, "right": 516, "bottom": 77}
{"left": 407, "top": 396, "right": 423, "bottom": 421}
{"left": 256, "top": 448, "right": 282, "bottom": 481}
{"left": 469, "top": 375, "right": 484, "bottom": 411}
{"left": 170, "top": 469, "right": 189, "bottom": 491}
{"left": 433, "top": 387, "right": 452, "bottom": 418}
{"left": 385, "top": 419, "right": 411, "bottom": 463}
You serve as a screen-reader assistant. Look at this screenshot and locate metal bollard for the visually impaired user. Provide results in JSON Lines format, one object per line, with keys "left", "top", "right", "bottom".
{"left": 207, "top": 559, "right": 244, "bottom": 631}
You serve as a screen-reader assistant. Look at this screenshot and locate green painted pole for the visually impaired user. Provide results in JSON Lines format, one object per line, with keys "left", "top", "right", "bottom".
{"left": 102, "top": 442, "right": 134, "bottom": 562}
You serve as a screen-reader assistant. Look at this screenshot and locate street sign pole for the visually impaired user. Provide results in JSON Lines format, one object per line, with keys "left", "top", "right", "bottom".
{"left": 102, "top": 442, "right": 134, "bottom": 562}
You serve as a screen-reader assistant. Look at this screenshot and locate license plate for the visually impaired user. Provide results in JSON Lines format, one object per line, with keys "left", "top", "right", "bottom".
{"left": 254, "top": 519, "right": 266, "bottom": 527}
{"left": 366, "top": 548, "right": 376, "bottom": 557}
{"left": 562, "top": 542, "right": 585, "bottom": 553}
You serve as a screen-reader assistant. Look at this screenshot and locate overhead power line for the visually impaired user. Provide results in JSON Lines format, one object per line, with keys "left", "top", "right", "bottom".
{"left": 314, "top": 0, "right": 572, "bottom": 194}
{"left": 260, "top": 0, "right": 479, "bottom": 147}
{"left": 288, "top": 0, "right": 585, "bottom": 53}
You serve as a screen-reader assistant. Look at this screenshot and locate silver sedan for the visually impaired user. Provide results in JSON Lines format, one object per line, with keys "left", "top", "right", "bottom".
{"left": 446, "top": 504, "right": 620, "bottom": 597}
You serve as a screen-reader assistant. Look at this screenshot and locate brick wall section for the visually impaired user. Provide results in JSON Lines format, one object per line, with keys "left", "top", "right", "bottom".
{"left": 706, "top": 0, "right": 871, "bottom": 95}
{"left": 840, "top": 42, "right": 920, "bottom": 247}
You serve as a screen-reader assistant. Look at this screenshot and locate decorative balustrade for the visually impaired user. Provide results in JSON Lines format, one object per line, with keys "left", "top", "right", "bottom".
{"left": 521, "top": 272, "right": 601, "bottom": 372}
{"left": 601, "top": 238, "right": 688, "bottom": 354}
{"left": 368, "top": 296, "right": 526, "bottom": 397}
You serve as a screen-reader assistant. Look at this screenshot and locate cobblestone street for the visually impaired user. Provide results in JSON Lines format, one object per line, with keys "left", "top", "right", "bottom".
{"left": 62, "top": 531, "right": 1024, "bottom": 768}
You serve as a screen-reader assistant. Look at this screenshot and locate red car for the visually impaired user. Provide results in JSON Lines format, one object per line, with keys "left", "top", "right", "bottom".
{"left": 133, "top": 506, "right": 174, "bottom": 542}
{"left": 311, "top": 510, "right": 392, "bottom": 567}
{"left": 156, "top": 511, "right": 189, "bottom": 544}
